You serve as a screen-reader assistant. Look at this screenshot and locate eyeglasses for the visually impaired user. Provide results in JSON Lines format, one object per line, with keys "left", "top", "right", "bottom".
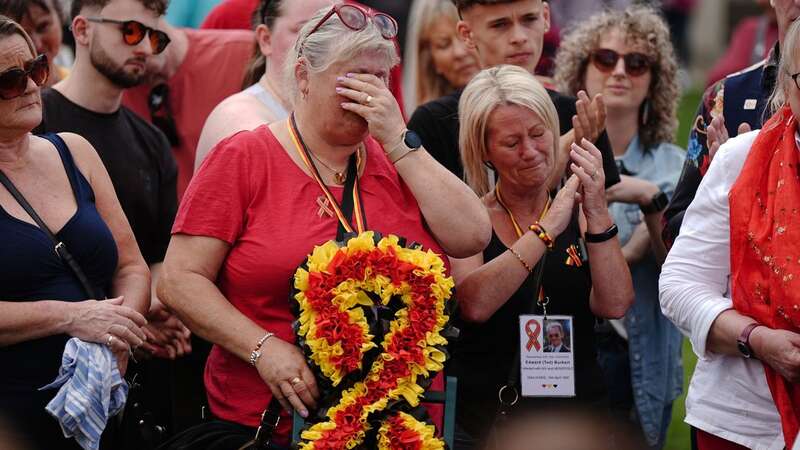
{"left": 148, "top": 83, "right": 180, "bottom": 146}
{"left": 0, "top": 54, "right": 49, "bottom": 100}
{"left": 304, "top": 4, "right": 398, "bottom": 44}
{"left": 590, "top": 48, "right": 652, "bottom": 77}
{"left": 86, "top": 17, "right": 171, "bottom": 54}
{"left": 791, "top": 72, "right": 800, "bottom": 91}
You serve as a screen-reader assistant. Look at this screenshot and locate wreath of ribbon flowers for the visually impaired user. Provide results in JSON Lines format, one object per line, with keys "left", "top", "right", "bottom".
{"left": 289, "top": 231, "right": 457, "bottom": 449}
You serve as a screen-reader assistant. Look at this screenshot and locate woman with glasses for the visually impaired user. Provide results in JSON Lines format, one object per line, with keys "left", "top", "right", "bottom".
{"left": 451, "top": 64, "right": 633, "bottom": 449}
{"left": 554, "top": 7, "right": 685, "bottom": 448}
{"left": 0, "top": 17, "right": 150, "bottom": 450}
{"left": 661, "top": 19, "right": 800, "bottom": 450}
{"left": 159, "top": 4, "right": 490, "bottom": 448}
{"left": 194, "top": 0, "right": 334, "bottom": 171}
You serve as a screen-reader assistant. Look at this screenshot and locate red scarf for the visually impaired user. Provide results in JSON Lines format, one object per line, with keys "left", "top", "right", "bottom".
{"left": 730, "top": 104, "right": 800, "bottom": 448}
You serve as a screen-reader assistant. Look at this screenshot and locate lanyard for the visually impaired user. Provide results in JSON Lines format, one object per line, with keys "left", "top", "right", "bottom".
{"left": 495, "top": 182, "right": 551, "bottom": 308}
{"left": 287, "top": 114, "right": 367, "bottom": 240}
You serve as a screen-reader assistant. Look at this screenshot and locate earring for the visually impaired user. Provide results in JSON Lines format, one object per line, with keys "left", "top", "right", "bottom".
{"left": 641, "top": 99, "right": 651, "bottom": 125}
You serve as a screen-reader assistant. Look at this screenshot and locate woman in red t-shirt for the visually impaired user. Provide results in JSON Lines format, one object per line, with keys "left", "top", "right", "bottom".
{"left": 159, "top": 4, "right": 490, "bottom": 447}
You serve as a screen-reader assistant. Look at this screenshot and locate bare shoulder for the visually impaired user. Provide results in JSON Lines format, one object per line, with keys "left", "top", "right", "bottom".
{"left": 206, "top": 92, "right": 272, "bottom": 132}
{"left": 52, "top": 132, "right": 105, "bottom": 182}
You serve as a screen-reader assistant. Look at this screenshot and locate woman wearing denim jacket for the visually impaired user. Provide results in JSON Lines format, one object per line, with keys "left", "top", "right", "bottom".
{"left": 555, "top": 6, "right": 684, "bottom": 448}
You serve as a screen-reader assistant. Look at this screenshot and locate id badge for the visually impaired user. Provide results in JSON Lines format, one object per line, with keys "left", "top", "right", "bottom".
{"left": 518, "top": 315, "right": 576, "bottom": 397}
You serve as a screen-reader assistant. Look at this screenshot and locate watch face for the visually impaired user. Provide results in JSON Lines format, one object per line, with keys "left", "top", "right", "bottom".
{"left": 737, "top": 340, "right": 752, "bottom": 358}
{"left": 404, "top": 130, "right": 422, "bottom": 149}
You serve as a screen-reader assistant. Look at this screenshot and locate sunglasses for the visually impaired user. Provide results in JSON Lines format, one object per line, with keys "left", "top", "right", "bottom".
{"left": 0, "top": 54, "right": 49, "bottom": 100}
{"left": 148, "top": 83, "right": 180, "bottom": 146}
{"left": 86, "top": 17, "right": 171, "bottom": 54}
{"left": 304, "top": 4, "right": 398, "bottom": 45}
{"left": 791, "top": 72, "right": 800, "bottom": 91}
{"left": 590, "top": 48, "right": 652, "bottom": 77}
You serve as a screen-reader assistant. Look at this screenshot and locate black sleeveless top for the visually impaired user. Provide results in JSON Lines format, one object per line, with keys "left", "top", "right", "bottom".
{"left": 0, "top": 133, "right": 118, "bottom": 414}
{"left": 449, "top": 217, "right": 607, "bottom": 438}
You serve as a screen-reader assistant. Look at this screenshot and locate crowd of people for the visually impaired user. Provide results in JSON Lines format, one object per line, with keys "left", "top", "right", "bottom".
{"left": 0, "top": 0, "right": 799, "bottom": 449}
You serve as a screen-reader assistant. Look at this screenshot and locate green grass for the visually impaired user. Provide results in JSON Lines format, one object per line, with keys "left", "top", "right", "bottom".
{"left": 662, "top": 87, "right": 703, "bottom": 450}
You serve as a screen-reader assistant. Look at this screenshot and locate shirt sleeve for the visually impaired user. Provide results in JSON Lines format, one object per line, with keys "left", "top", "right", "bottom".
{"left": 408, "top": 104, "right": 449, "bottom": 171}
{"left": 172, "top": 132, "right": 254, "bottom": 244}
{"left": 659, "top": 135, "right": 748, "bottom": 359}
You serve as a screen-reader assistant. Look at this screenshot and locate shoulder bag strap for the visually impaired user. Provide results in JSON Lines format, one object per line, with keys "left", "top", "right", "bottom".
{"left": 0, "top": 169, "right": 100, "bottom": 300}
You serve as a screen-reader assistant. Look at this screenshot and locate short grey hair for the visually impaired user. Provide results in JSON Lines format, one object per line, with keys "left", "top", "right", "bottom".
{"left": 283, "top": 5, "right": 399, "bottom": 105}
{"left": 769, "top": 19, "right": 800, "bottom": 114}
{"left": 546, "top": 322, "right": 564, "bottom": 335}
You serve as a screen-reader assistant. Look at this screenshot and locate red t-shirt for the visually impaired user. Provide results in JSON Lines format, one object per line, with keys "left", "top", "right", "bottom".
{"left": 173, "top": 125, "right": 446, "bottom": 439}
{"left": 123, "top": 28, "right": 255, "bottom": 199}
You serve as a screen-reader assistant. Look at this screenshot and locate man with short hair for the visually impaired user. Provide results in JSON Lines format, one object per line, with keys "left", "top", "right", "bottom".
{"left": 36, "top": 0, "right": 188, "bottom": 368}
{"left": 408, "top": 0, "right": 620, "bottom": 189}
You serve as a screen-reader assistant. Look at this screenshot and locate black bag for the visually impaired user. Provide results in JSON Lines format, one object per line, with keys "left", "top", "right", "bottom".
{"left": 157, "top": 399, "right": 282, "bottom": 450}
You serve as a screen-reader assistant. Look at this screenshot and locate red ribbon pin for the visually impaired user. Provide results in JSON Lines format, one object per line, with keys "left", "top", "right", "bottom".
{"left": 525, "top": 319, "right": 542, "bottom": 351}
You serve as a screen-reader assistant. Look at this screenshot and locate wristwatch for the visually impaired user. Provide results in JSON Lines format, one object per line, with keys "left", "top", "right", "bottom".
{"left": 737, "top": 323, "right": 761, "bottom": 359}
{"left": 386, "top": 130, "right": 422, "bottom": 163}
{"left": 584, "top": 223, "right": 619, "bottom": 243}
{"left": 640, "top": 191, "right": 668, "bottom": 214}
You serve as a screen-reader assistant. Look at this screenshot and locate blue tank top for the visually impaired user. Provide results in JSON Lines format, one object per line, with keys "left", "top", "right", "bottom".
{"left": 0, "top": 133, "right": 118, "bottom": 409}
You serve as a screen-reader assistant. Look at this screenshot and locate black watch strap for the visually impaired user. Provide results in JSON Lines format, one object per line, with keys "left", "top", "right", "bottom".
{"left": 640, "top": 191, "right": 668, "bottom": 214}
{"left": 584, "top": 223, "right": 619, "bottom": 243}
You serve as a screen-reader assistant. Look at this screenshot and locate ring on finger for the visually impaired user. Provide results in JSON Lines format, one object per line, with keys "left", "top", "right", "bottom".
{"left": 290, "top": 377, "right": 303, "bottom": 386}
{"left": 364, "top": 94, "right": 373, "bottom": 105}
{"left": 106, "top": 335, "right": 114, "bottom": 347}
{"left": 590, "top": 167, "right": 598, "bottom": 180}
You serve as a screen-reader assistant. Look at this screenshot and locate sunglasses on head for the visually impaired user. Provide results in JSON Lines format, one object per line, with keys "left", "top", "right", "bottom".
{"left": 590, "top": 48, "right": 651, "bottom": 77}
{"left": 86, "top": 17, "right": 171, "bottom": 54}
{"left": 303, "top": 4, "right": 397, "bottom": 46}
{"left": 0, "top": 54, "right": 49, "bottom": 100}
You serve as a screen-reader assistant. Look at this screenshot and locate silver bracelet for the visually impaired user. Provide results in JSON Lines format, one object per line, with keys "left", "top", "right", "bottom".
{"left": 249, "top": 331, "right": 275, "bottom": 367}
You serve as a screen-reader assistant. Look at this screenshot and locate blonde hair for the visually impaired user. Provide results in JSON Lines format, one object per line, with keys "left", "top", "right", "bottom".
{"left": 459, "top": 65, "right": 559, "bottom": 196}
{"left": 283, "top": 5, "right": 399, "bottom": 105}
{"left": 769, "top": 19, "right": 800, "bottom": 114}
{"left": 403, "top": 0, "right": 461, "bottom": 112}
{"left": 554, "top": 5, "right": 679, "bottom": 150}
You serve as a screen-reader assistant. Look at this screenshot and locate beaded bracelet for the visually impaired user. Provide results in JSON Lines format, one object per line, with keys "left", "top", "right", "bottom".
{"left": 529, "top": 222, "right": 555, "bottom": 250}
{"left": 509, "top": 247, "right": 533, "bottom": 272}
{"left": 249, "top": 331, "right": 275, "bottom": 367}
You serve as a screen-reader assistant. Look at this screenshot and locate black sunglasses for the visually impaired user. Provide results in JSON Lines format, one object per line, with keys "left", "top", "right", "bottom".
{"left": 86, "top": 17, "right": 171, "bottom": 54}
{"left": 791, "top": 71, "right": 800, "bottom": 91}
{"left": 590, "top": 48, "right": 652, "bottom": 77}
{"left": 0, "top": 54, "right": 49, "bottom": 100}
{"left": 148, "top": 83, "right": 180, "bottom": 146}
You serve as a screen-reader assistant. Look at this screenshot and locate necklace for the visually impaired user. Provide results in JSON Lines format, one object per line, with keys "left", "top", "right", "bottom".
{"left": 307, "top": 149, "right": 356, "bottom": 185}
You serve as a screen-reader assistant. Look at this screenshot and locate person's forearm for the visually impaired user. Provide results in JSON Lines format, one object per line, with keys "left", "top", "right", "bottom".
{"left": 456, "top": 233, "right": 547, "bottom": 323}
{"left": 111, "top": 263, "right": 150, "bottom": 315}
{"left": 622, "top": 223, "right": 650, "bottom": 264}
{"left": 643, "top": 213, "right": 668, "bottom": 264}
{"left": 158, "top": 270, "right": 266, "bottom": 363}
{"left": 706, "top": 309, "right": 761, "bottom": 356}
{"left": 0, "top": 300, "right": 73, "bottom": 346}
{"left": 585, "top": 213, "right": 634, "bottom": 319}
{"left": 393, "top": 149, "right": 491, "bottom": 258}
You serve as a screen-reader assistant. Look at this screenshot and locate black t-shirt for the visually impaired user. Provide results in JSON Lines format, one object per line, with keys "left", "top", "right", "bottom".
{"left": 407, "top": 89, "right": 620, "bottom": 187}
{"left": 37, "top": 88, "right": 177, "bottom": 265}
{"left": 449, "top": 218, "right": 607, "bottom": 439}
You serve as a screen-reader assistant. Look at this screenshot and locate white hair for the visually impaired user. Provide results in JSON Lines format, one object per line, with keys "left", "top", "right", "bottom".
{"left": 546, "top": 322, "right": 564, "bottom": 335}
{"left": 283, "top": 5, "right": 400, "bottom": 105}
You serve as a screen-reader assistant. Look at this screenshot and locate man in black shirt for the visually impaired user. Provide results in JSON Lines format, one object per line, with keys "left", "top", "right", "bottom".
{"left": 36, "top": 0, "right": 187, "bottom": 357}
{"left": 408, "top": 0, "right": 620, "bottom": 188}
